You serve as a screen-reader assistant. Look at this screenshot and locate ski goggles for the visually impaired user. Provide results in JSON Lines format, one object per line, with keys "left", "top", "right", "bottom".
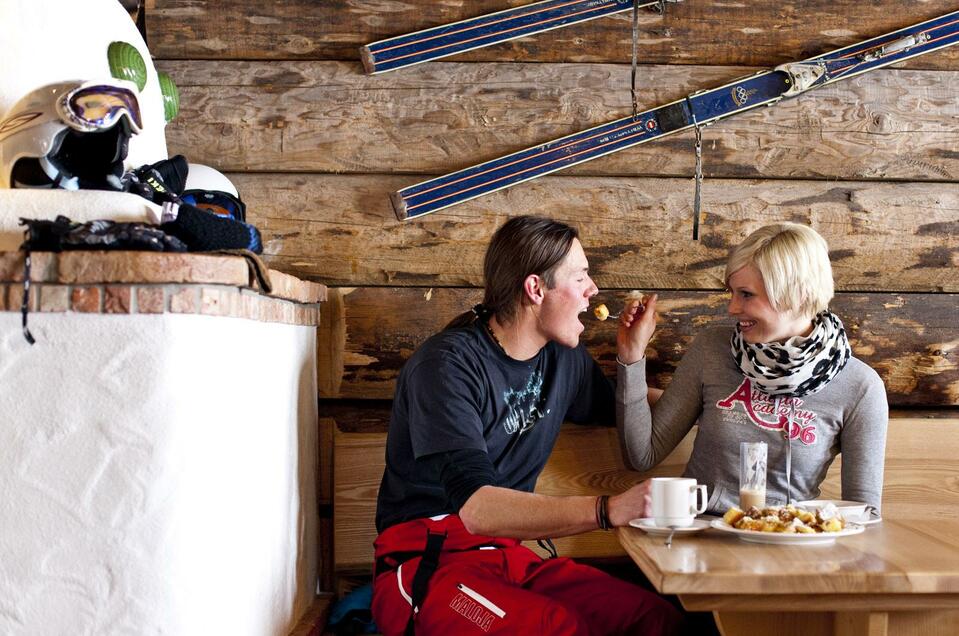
{"left": 55, "top": 81, "right": 143, "bottom": 135}
{"left": 181, "top": 189, "right": 247, "bottom": 223}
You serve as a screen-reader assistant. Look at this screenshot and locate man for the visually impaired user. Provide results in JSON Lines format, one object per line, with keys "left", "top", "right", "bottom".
{"left": 372, "top": 215, "right": 681, "bottom": 635}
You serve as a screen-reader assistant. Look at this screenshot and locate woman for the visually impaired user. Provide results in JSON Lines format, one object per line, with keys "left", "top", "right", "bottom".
{"left": 617, "top": 223, "right": 888, "bottom": 513}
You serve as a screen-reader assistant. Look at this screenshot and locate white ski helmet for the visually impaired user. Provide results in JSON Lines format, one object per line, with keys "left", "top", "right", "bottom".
{"left": 181, "top": 164, "right": 247, "bottom": 222}
{"left": 0, "top": 0, "right": 174, "bottom": 178}
{"left": 184, "top": 163, "right": 240, "bottom": 198}
{"left": 0, "top": 79, "right": 143, "bottom": 190}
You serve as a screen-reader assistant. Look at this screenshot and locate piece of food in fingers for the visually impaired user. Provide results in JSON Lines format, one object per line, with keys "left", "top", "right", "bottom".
{"left": 625, "top": 290, "right": 646, "bottom": 312}
{"left": 593, "top": 304, "right": 610, "bottom": 321}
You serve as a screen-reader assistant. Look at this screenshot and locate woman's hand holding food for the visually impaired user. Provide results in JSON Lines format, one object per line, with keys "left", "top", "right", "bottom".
{"left": 617, "top": 293, "right": 657, "bottom": 365}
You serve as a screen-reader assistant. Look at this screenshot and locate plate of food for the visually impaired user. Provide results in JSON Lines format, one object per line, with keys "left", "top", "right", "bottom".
{"left": 796, "top": 499, "right": 882, "bottom": 525}
{"left": 712, "top": 504, "right": 865, "bottom": 545}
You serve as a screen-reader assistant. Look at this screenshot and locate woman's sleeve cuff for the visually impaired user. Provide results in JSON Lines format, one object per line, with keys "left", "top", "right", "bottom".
{"left": 616, "top": 358, "right": 648, "bottom": 404}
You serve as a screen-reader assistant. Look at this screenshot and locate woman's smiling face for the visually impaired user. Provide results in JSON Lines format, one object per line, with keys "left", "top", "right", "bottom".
{"left": 727, "top": 264, "right": 812, "bottom": 344}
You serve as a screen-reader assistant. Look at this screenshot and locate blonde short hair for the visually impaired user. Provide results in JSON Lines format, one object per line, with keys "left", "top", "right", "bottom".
{"left": 725, "top": 223, "right": 834, "bottom": 319}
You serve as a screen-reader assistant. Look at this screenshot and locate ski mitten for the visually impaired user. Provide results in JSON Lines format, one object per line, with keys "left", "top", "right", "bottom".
{"left": 161, "top": 203, "right": 263, "bottom": 253}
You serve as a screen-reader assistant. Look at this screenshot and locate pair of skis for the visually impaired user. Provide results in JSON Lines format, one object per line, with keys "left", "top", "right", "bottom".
{"left": 363, "top": 5, "right": 959, "bottom": 222}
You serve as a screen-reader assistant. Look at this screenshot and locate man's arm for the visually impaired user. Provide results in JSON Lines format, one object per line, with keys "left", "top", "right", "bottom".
{"left": 459, "top": 482, "right": 651, "bottom": 539}
{"left": 427, "top": 447, "right": 650, "bottom": 539}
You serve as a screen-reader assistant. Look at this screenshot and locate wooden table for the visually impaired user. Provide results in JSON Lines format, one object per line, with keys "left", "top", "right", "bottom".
{"left": 618, "top": 519, "right": 959, "bottom": 636}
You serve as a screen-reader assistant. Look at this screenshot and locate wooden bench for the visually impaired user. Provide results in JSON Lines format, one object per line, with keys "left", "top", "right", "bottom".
{"left": 331, "top": 412, "right": 959, "bottom": 575}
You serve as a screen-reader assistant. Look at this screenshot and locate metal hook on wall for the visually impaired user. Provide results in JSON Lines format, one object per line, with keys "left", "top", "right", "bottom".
{"left": 692, "top": 124, "right": 704, "bottom": 241}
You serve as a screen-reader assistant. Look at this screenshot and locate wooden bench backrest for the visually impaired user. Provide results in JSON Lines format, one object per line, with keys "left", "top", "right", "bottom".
{"left": 333, "top": 415, "right": 959, "bottom": 572}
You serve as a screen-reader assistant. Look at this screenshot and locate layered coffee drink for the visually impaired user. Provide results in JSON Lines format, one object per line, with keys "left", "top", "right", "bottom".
{"left": 739, "top": 441, "right": 767, "bottom": 511}
{"left": 739, "top": 487, "right": 766, "bottom": 510}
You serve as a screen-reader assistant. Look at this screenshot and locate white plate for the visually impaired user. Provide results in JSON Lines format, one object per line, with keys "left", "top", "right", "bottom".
{"left": 710, "top": 519, "right": 865, "bottom": 545}
{"left": 796, "top": 499, "right": 883, "bottom": 526}
{"left": 628, "top": 518, "right": 711, "bottom": 536}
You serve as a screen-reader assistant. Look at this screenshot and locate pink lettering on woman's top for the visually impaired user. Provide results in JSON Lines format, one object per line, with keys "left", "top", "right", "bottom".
{"left": 717, "top": 379, "right": 819, "bottom": 445}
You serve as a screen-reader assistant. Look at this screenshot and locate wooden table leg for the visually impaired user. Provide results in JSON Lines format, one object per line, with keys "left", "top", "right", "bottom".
{"left": 713, "top": 611, "right": 832, "bottom": 636}
{"left": 835, "top": 612, "right": 888, "bottom": 636}
{"left": 887, "top": 610, "right": 959, "bottom": 636}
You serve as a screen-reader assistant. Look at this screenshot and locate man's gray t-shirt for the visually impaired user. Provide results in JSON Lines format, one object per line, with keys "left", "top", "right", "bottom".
{"left": 617, "top": 326, "right": 889, "bottom": 512}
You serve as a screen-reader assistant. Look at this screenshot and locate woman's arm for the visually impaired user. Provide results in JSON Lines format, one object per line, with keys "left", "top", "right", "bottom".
{"left": 616, "top": 346, "right": 706, "bottom": 470}
{"left": 615, "top": 295, "right": 706, "bottom": 471}
{"left": 838, "top": 369, "right": 889, "bottom": 510}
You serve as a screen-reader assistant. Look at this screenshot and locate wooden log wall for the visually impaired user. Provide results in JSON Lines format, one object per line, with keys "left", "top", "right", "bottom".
{"left": 149, "top": 0, "right": 959, "bottom": 585}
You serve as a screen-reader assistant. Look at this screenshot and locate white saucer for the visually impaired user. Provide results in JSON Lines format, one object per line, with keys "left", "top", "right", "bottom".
{"left": 851, "top": 510, "right": 883, "bottom": 526}
{"left": 628, "top": 518, "right": 711, "bottom": 536}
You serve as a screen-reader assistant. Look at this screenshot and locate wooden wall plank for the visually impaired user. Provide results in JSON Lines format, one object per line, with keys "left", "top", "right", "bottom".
{"left": 159, "top": 60, "right": 959, "bottom": 180}
{"left": 319, "top": 287, "right": 959, "bottom": 406}
{"left": 332, "top": 414, "right": 959, "bottom": 571}
{"left": 149, "top": 1, "right": 959, "bottom": 70}
{"left": 317, "top": 288, "right": 347, "bottom": 398}
{"left": 225, "top": 173, "right": 959, "bottom": 290}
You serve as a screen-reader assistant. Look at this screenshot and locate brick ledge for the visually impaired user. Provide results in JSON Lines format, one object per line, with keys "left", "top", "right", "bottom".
{"left": 0, "top": 251, "right": 326, "bottom": 304}
{"left": 1, "top": 282, "right": 321, "bottom": 326}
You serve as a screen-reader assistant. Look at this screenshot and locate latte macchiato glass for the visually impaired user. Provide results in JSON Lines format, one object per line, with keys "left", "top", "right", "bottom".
{"left": 740, "top": 441, "right": 767, "bottom": 509}
{"left": 650, "top": 477, "right": 707, "bottom": 528}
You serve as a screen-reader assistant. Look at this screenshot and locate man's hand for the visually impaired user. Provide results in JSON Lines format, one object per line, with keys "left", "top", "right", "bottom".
{"left": 607, "top": 480, "right": 652, "bottom": 527}
{"left": 616, "top": 293, "right": 658, "bottom": 365}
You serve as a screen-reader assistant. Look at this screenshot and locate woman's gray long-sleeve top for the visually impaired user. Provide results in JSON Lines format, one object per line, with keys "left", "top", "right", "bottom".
{"left": 617, "top": 327, "right": 889, "bottom": 513}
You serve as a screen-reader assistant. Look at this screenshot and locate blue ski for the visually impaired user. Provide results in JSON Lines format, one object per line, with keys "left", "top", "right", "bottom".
{"left": 361, "top": 0, "right": 681, "bottom": 75}
{"left": 393, "top": 10, "right": 959, "bottom": 220}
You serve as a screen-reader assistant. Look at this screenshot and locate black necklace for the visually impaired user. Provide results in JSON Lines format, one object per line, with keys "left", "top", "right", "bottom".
{"left": 484, "top": 319, "right": 507, "bottom": 354}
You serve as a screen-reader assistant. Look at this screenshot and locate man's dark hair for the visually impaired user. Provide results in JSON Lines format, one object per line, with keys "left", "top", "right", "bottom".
{"left": 446, "top": 215, "right": 579, "bottom": 329}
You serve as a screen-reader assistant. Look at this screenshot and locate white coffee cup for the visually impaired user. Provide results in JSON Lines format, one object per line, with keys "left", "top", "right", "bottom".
{"left": 650, "top": 477, "right": 707, "bottom": 528}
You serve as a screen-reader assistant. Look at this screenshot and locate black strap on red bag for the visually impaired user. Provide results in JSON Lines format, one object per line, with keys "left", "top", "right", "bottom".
{"left": 404, "top": 530, "right": 446, "bottom": 636}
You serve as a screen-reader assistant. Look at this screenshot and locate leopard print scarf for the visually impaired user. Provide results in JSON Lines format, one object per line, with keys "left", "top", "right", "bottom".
{"left": 731, "top": 310, "right": 852, "bottom": 398}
